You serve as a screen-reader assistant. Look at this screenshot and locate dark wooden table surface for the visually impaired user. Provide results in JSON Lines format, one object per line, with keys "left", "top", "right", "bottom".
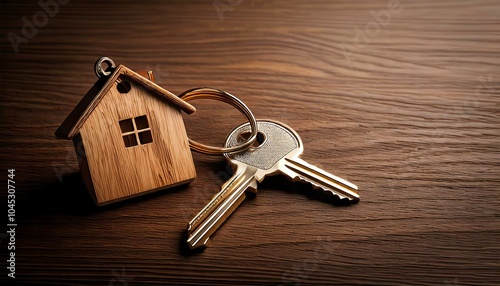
{"left": 1, "top": 0, "right": 499, "bottom": 285}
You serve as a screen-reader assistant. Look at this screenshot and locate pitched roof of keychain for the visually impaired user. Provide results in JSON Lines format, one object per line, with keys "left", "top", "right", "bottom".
{"left": 55, "top": 62, "right": 195, "bottom": 139}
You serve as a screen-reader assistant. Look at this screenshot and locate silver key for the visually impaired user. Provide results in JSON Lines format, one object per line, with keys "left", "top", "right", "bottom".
{"left": 187, "top": 119, "right": 359, "bottom": 249}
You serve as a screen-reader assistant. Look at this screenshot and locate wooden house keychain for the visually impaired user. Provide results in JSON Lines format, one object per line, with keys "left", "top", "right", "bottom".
{"left": 55, "top": 57, "right": 257, "bottom": 205}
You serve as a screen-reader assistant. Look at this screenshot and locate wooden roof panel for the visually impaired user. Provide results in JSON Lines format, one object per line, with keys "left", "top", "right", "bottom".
{"left": 55, "top": 65, "right": 195, "bottom": 139}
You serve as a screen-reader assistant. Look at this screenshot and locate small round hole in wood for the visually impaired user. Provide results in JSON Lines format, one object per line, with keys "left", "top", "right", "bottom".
{"left": 117, "top": 80, "right": 131, "bottom": 93}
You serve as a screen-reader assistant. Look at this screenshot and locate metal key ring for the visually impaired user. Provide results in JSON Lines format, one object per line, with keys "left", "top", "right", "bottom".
{"left": 179, "top": 87, "right": 258, "bottom": 155}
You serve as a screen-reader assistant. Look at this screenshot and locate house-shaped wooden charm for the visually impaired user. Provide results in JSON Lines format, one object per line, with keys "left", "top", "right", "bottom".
{"left": 56, "top": 62, "right": 196, "bottom": 205}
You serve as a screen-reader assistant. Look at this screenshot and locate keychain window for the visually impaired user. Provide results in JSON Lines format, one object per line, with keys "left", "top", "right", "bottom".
{"left": 119, "top": 115, "right": 153, "bottom": 148}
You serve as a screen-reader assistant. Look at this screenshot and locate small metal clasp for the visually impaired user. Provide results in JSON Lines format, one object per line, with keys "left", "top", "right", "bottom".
{"left": 94, "top": 57, "right": 116, "bottom": 78}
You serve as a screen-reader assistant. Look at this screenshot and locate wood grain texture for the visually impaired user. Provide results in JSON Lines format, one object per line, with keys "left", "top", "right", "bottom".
{"left": 0, "top": 0, "right": 499, "bottom": 285}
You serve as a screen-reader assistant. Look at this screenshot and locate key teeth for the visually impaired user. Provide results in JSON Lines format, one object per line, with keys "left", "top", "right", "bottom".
{"left": 292, "top": 174, "right": 359, "bottom": 202}
{"left": 248, "top": 180, "right": 258, "bottom": 193}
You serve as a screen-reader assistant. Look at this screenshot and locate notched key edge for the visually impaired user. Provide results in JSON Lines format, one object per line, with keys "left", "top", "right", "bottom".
{"left": 283, "top": 157, "right": 360, "bottom": 202}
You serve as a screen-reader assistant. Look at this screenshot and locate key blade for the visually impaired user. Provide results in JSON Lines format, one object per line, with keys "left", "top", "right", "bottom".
{"left": 187, "top": 166, "right": 258, "bottom": 249}
{"left": 188, "top": 166, "right": 250, "bottom": 234}
{"left": 187, "top": 190, "right": 247, "bottom": 249}
{"left": 282, "top": 157, "right": 359, "bottom": 201}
